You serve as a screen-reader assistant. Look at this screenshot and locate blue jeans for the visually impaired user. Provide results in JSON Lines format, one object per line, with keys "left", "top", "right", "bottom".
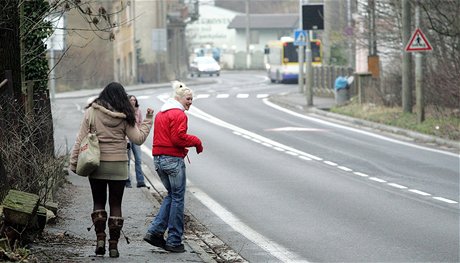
{"left": 147, "top": 155, "right": 186, "bottom": 246}
{"left": 127, "top": 141, "right": 145, "bottom": 186}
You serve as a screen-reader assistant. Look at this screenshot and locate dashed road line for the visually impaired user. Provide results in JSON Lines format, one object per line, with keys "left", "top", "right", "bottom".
{"left": 230, "top": 119, "right": 458, "bottom": 206}
{"left": 409, "top": 189, "right": 431, "bottom": 196}
{"left": 388, "top": 183, "right": 408, "bottom": 189}
{"left": 324, "top": 161, "right": 338, "bottom": 166}
{"left": 369, "top": 177, "right": 387, "bottom": 183}
{"left": 338, "top": 166, "right": 353, "bottom": 172}
{"left": 433, "top": 197, "right": 458, "bottom": 204}
{"left": 353, "top": 172, "right": 369, "bottom": 177}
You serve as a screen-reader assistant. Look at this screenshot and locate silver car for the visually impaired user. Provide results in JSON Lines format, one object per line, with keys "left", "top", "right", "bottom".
{"left": 190, "top": 57, "right": 221, "bottom": 77}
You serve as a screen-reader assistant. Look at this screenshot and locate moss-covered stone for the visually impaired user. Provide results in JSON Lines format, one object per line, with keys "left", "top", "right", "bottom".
{"left": 2, "top": 190, "right": 39, "bottom": 226}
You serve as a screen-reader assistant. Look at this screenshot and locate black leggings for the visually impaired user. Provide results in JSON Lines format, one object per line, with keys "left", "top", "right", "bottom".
{"left": 89, "top": 178, "right": 125, "bottom": 217}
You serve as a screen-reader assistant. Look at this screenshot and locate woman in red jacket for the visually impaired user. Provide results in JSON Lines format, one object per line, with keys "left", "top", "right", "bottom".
{"left": 143, "top": 81, "right": 203, "bottom": 253}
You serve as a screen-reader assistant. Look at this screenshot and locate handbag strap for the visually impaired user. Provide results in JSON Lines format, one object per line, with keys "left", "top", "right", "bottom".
{"left": 88, "top": 107, "right": 97, "bottom": 133}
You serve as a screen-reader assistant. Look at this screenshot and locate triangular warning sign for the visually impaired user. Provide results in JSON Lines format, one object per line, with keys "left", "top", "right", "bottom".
{"left": 405, "top": 28, "right": 432, "bottom": 52}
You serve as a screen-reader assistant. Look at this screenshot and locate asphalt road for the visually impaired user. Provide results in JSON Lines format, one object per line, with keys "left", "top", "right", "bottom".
{"left": 54, "top": 71, "right": 459, "bottom": 262}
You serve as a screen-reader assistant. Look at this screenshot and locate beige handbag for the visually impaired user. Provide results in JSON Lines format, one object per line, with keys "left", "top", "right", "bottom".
{"left": 76, "top": 108, "right": 100, "bottom": 176}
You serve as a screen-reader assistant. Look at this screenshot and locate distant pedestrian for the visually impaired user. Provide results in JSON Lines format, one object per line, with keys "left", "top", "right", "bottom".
{"left": 69, "top": 82, "right": 154, "bottom": 258}
{"left": 125, "top": 95, "right": 149, "bottom": 189}
{"left": 143, "top": 81, "right": 203, "bottom": 253}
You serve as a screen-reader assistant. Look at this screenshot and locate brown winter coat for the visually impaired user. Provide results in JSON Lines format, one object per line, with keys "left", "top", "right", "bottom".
{"left": 69, "top": 103, "right": 153, "bottom": 171}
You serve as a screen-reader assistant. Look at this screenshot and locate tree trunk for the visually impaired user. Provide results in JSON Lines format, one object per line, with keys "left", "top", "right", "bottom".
{"left": 0, "top": 0, "right": 23, "bottom": 104}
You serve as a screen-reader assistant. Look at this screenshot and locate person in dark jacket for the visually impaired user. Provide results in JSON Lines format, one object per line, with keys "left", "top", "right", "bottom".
{"left": 143, "top": 81, "right": 203, "bottom": 253}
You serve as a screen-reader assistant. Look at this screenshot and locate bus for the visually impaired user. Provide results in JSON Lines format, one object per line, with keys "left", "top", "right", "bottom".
{"left": 265, "top": 36, "right": 322, "bottom": 83}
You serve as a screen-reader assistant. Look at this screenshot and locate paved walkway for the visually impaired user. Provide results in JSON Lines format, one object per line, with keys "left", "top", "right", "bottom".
{"left": 42, "top": 167, "right": 214, "bottom": 262}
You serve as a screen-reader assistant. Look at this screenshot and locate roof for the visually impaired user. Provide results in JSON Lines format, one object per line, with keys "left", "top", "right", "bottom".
{"left": 227, "top": 14, "right": 299, "bottom": 29}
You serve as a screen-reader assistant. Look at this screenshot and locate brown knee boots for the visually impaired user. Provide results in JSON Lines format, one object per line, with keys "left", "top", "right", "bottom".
{"left": 108, "top": 216, "right": 124, "bottom": 258}
{"left": 90, "top": 210, "right": 107, "bottom": 256}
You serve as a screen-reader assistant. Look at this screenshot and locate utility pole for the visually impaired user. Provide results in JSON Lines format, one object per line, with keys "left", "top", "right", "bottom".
{"left": 346, "top": 0, "right": 355, "bottom": 69}
{"left": 304, "top": 0, "right": 313, "bottom": 106}
{"left": 402, "top": 0, "right": 412, "bottom": 113}
{"left": 298, "top": 0, "right": 305, "bottom": 93}
{"left": 245, "top": 0, "right": 251, "bottom": 69}
{"left": 415, "top": 1, "right": 424, "bottom": 122}
{"left": 305, "top": 30, "right": 313, "bottom": 106}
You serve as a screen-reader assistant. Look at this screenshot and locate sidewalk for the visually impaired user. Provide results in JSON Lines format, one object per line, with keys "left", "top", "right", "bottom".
{"left": 39, "top": 167, "right": 215, "bottom": 262}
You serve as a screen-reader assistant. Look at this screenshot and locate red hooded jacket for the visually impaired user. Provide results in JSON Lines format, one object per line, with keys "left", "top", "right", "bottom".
{"left": 152, "top": 99, "right": 201, "bottom": 158}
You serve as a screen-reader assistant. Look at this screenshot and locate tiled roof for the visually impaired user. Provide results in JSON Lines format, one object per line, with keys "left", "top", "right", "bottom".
{"left": 228, "top": 14, "right": 299, "bottom": 29}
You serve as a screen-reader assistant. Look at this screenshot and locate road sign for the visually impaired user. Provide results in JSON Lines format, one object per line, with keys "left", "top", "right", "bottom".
{"left": 294, "top": 29, "right": 307, "bottom": 46}
{"left": 405, "top": 28, "right": 433, "bottom": 52}
{"left": 302, "top": 4, "right": 324, "bottom": 30}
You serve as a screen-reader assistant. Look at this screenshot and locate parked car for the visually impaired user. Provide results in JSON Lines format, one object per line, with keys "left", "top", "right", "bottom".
{"left": 190, "top": 56, "right": 221, "bottom": 77}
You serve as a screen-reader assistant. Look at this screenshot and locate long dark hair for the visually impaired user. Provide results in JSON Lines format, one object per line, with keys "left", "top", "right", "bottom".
{"left": 89, "top": 82, "right": 136, "bottom": 126}
{"left": 128, "top": 95, "right": 139, "bottom": 108}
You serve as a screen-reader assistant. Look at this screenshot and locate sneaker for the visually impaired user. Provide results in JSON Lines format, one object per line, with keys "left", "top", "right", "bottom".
{"left": 164, "top": 244, "right": 185, "bottom": 253}
{"left": 143, "top": 233, "right": 165, "bottom": 248}
{"left": 137, "top": 183, "right": 150, "bottom": 189}
{"left": 125, "top": 183, "right": 132, "bottom": 188}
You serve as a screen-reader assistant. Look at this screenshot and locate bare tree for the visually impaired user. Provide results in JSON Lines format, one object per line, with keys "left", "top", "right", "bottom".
{"left": 354, "top": 0, "right": 459, "bottom": 114}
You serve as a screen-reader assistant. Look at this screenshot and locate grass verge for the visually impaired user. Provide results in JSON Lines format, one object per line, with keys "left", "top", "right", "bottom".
{"left": 330, "top": 100, "right": 460, "bottom": 142}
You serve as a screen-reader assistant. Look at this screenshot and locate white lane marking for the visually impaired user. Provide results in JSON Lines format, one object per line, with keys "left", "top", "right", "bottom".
{"left": 353, "top": 172, "right": 369, "bottom": 177}
{"left": 369, "top": 177, "right": 387, "bottom": 183}
{"left": 409, "top": 189, "right": 431, "bottom": 196}
{"left": 136, "top": 95, "right": 149, "bottom": 100}
{"left": 266, "top": 127, "right": 327, "bottom": 132}
{"left": 216, "top": 94, "right": 230, "bottom": 98}
{"left": 263, "top": 99, "right": 459, "bottom": 158}
{"left": 388, "top": 183, "right": 408, "bottom": 189}
{"left": 187, "top": 102, "right": 323, "bottom": 161}
{"left": 188, "top": 185, "right": 309, "bottom": 263}
{"left": 285, "top": 151, "right": 299, "bottom": 156}
{"left": 338, "top": 166, "right": 353, "bottom": 172}
{"left": 299, "top": 156, "right": 312, "bottom": 161}
{"left": 257, "top": 94, "right": 269, "bottom": 98}
{"left": 432, "top": 197, "right": 458, "bottom": 204}
{"left": 236, "top": 93, "right": 249, "bottom": 98}
{"left": 196, "top": 94, "right": 210, "bottom": 99}
{"left": 324, "top": 161, "right": 338, "bottom": 166}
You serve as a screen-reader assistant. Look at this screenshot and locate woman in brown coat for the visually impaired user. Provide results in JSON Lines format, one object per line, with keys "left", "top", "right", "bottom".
{"left": 69, "top": 82, "right": 153, "bottom": 257}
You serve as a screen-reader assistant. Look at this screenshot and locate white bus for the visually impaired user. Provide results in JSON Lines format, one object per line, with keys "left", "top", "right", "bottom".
{"left": 265, "top": 37, "right": 322, "bottom": 83}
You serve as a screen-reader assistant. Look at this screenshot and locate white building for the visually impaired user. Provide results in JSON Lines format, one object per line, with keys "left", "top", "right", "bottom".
{"left": 185, "top": 4, "right": 240, "bottom": 69}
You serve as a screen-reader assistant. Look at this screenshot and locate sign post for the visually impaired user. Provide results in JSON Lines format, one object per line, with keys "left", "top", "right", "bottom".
{"left": 302, "top": 4, "right": 324, "bottom": 106}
